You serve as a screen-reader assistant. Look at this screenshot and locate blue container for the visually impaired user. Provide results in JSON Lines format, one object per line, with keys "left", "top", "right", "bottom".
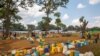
{"left": 25, "top": 54, "right": 32, "bottom": 56}
{"left": 83, "top": 41, "right": 86, "bottom": 45}
{"left": 41, "top": 54, "right": 46, "bottom": 56}
{"left": 44, "top": 47, "right": 49, "bottom": 53}
{"left": 74, "top": 50, "right": 80, "bottom": 56}
{"left": 76, "top": 43, "right": 81, "bottom": 48}
{"left": 65, "top": 42, "right": 71, "bottom": 48}
{"left": 80, "top": 42, "right": 84, "bottom": 47}
{"left": 82, "top": 41, "right": 88, "bottom": 46}
{"left": 85, "top": 41, "right": 89, "bottom": 45}
{"left": 33, "top": 50, "right": 39, "bottom": 56}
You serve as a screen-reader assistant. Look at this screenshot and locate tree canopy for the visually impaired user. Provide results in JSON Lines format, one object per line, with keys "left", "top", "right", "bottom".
{"left": 0, "top": 0, "right": 69, "bottom": 39}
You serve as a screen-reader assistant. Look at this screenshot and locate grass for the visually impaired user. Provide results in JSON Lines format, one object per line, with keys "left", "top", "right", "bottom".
{"left": 90, "top": 31, "right": 100, "bottom": 34}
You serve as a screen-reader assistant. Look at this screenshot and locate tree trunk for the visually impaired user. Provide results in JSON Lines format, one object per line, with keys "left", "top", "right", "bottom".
{"left": 45, "top": 23, "right": 48, "bottom": 34}
{"left": 5, "top": 27, "right": 9, "bottom": 39}
{"left": 4, "top": 19, "right": 10, "bottom": 39}
{"left": 57, "top": 26, "right": 59, "bottom": 33}
{"left": 3, "top": 0, "right": 11, "bottom": 39}
{"left": 2, "top": 22, "right": 5, "bottom": 39}
{"left": 45, "top": 12, "right": 49, "bottom": 33}
{"left": 81, "top": 26, "right": 86, "bottom": 38}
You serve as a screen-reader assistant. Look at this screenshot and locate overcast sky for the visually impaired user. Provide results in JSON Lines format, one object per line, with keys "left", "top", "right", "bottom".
{"left": 18, "top": 0, "right": 100, "bottom": 28}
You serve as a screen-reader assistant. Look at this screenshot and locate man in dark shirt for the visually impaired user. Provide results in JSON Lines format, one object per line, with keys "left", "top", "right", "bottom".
{"left": 95, "top": 33, "right": 99, "bottom": 43}
{"left": 87, "top": 32, "right": 91, "bottom": 39}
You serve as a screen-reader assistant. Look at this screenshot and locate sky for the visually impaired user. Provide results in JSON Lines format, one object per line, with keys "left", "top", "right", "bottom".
{"left": 18, "top": 0, "right": 100, "bottom": 28}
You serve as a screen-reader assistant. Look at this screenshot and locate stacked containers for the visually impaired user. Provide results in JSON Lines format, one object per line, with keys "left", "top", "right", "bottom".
{"left": 74, "top": 50, "right": 80, "bottom": 56}
{"left": 69, "top": 50, "right": 74, "bottom": 56}
{"left": 50, "top": 44, "right": 56, "bottom": 54}
{"left": 44, "top": 45, "right": 50, "bottom": 56}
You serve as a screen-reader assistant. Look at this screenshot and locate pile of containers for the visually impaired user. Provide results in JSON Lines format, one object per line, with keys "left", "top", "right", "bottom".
{"left": 9, "top": 39, "right": 94, "bottom": 56}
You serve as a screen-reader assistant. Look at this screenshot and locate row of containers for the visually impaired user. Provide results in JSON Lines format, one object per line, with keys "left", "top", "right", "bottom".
{"left": 10, "top": 39, "right": 93, "bottom": 56}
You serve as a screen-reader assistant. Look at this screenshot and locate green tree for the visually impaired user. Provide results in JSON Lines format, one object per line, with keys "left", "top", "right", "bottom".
{"left": 60, "top": 23, "right": 66, "bottom": 31}
{"left": 11, "top": 23, "right": 26, "bottom": 31}
{"left": 37, "top": 21, "right": 45, "bottom": 31}
{"left": 2, "top": 6, "right": 22, "bottom": 39}
{"left": 54, "top": 12, "right": 61, "bottom": 33}
{"left": 0, "top": 0, "right": 33, "bottom": 39}
{"left": 27, "top": 24, "right": 35, "bottom": 37}
{"left": 74, "top": 25, "right": 80, "bottom": 31}
{"left": 49, "top": 24, "right": 57, "bottom": 30}
{"left": 79, "top": 16, "right": 88, "bottom": 38}
{"left": 67, "top": 25, "right": 75, "bottom": 30}
{"left": 37, "top": 22, "right": 57, "bottom": 30}
{"left": 36, "top": 0, "right": 69, "bottom": 32}
{"left": 0, "top": 22, "right": 2, "bottom": 29}
{"left": 55, "top": 18, "right": 61, "bottom": 33}
{"left": 42, "top": 17, "right": 51, "bottom": 31}
{"left": 0, "top": 0, "right": 4, "bottom": 8}
{"left": 0, "top": 0, "right": 69, "bottom": 39}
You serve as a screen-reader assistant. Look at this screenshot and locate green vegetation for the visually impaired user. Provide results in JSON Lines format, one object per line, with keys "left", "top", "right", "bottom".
{"left": 0, "top": 0, "right": 100, "bottom": 56}
{"left": 79, "top": 16, "right": 88, "bottom": 38}
{"left": 37, "top": 0, "right": 69, "bottom": 32}
{"left": 0, "top": 0, "right": 69, "bottom": 39}
{"left": 54, "top": 12, "right": 61, "bottom": 33}
{"left": 11, "top": 23, "right": 26, "bottom": 31}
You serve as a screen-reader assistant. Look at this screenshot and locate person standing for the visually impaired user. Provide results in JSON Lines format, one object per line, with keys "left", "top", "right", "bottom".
{"left": 95, "top": 33, "right": 99, "bottom": 43}
{"left": 80, "top": 32, "right": 84, "bottom": 39}
{"left": 87, "top": 32, "right": 91, "bottom": 39}
{"left": 12, "top": 33, "right": 17, "bottom": 40}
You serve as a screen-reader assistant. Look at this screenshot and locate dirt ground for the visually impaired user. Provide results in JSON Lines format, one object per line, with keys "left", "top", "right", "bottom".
{"left": 0, "top": 36, "right": 80, "bottom": 50}
{"left": 0, "top": 35, "right": 81, "bottom": 56}
{"left": 0, "top": 33, "right": 99, "bottom": 56}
